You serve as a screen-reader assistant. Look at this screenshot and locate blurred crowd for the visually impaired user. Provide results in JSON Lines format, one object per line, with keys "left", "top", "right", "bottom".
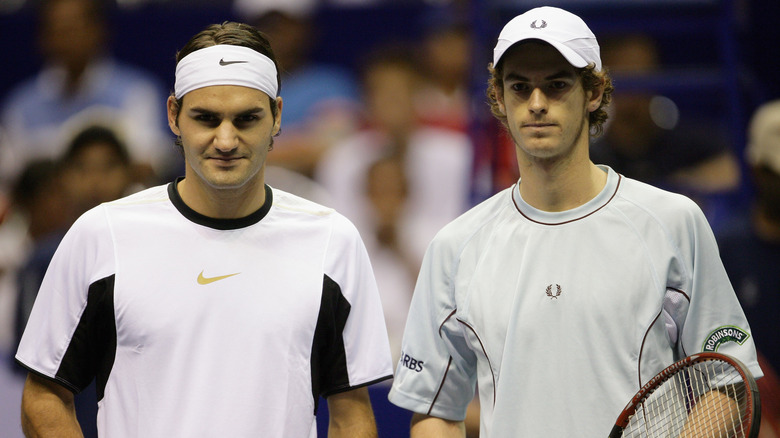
{"left": 0, "top": 0, "right": 778, "bottom": 437}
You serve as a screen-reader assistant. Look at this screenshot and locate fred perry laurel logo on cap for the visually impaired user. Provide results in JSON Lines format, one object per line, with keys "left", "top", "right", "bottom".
{"left": 218, "top": 58, "right": 248, "bottom": 66}
{"left": 530, "top": 19, "right": 547, "bottom": 29}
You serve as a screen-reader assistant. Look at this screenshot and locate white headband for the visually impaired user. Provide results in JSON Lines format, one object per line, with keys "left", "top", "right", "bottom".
{"left": 174, "top": 45, "right": 278, "bottom": 99}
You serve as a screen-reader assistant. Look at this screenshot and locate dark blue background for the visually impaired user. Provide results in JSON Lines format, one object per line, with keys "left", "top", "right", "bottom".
{"left": 1, "top": 2, "right": 779, "bottom": 435}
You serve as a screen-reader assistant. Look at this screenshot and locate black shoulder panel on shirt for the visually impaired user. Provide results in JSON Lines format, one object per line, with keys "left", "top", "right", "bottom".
{"left": 310, "top": 274, "right": 351, "bottom": 413}
{"left": 56, "top": 275, "right": 117, "bottom": 401}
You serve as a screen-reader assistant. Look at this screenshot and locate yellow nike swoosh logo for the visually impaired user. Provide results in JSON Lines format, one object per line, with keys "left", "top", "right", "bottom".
{"left": 197, "top": 271, "right": 240, "bottom": 285}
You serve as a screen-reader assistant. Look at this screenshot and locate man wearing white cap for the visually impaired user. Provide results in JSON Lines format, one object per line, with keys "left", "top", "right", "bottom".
{"left": 388, "top": 6, "right": 761, "bottom": 436}
{"left": 15, "top": 22, "right": 393, "bottom": 437}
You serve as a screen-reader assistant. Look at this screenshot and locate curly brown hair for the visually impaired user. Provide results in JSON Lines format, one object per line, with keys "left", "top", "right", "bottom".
{"left": 485, "top": 59, "right": 614, "bottom": 137}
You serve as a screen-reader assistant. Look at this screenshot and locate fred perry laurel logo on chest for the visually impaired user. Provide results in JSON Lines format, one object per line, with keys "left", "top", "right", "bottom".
{"left": 546, "top": 284, "right": 562, "bottom": 299}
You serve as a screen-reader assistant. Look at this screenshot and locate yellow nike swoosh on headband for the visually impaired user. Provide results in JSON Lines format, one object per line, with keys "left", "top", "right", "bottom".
{"left": 197, "top": 270, "right": 240, "bottom": 285}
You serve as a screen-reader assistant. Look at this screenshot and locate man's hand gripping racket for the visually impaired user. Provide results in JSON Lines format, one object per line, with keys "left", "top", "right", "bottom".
{"left": 609, "top": 352, "right": 761, "bottom": 438}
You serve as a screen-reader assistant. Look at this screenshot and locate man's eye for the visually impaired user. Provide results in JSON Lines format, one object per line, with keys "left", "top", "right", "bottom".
{"left": 237, "top": 115, "right": 259, "bottom": 123}
{"left": 233, "top": 115, "right": 260, "bottom": 127}
{"left": 511, "top": 83, "right": 530, "bottom": 92}
{"left": 550, "top": 81, "right": 568, "bottom": 90}
{"left": 195, "top": 114, "right": 217, "bottom": 123}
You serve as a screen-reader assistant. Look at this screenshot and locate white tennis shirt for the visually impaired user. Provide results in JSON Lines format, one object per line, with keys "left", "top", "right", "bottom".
{"left": 17, "top": 182, "right": 393, "bottom": 437}
{"left": 388, "top": 166, "right": 761, "bottom": 437}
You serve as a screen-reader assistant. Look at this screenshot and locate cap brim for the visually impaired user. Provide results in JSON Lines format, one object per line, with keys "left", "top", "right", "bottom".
{"left": 494, "top": 37, "right": 589, "bottom": 69}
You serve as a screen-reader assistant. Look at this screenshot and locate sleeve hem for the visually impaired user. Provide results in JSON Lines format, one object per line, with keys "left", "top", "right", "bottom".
{"left": 748, "top": 363, "right": 764, "bottom": 380}
{"left": 14, "top": 358, "right": 80, "bottom": 394}
{"left": 387, "top": 386, "right": 467, "bottom": 421}
{"left": 322, "top": 374, "right": 393, "bottom": 397}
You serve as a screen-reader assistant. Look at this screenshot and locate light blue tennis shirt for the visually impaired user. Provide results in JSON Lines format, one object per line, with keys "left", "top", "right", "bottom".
{"left": 389, "top": 166, "right": 762, "bottom": 437}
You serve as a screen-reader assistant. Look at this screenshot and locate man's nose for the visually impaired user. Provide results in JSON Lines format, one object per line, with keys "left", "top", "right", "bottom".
{"left": 214, "top": 121, "right": 239, "bottom": 151}
{"left": 528, "top": 88, "right": 548, "bottom": 114}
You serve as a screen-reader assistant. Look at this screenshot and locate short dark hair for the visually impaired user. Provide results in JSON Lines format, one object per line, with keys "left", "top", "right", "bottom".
{"left": 358, "top": 43, "right": 418, "bottom": 85}
{"left": 11, "top": 159, "right": 62, "bottom": 211}
{"left": 63, "top": 125, "right": 130, "bottom": 165}
{"left": 170, "top": 22, "right": 280, "bottom": 111}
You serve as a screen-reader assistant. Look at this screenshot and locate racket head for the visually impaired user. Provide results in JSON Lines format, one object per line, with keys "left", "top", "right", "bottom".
{"left": 609, "top": 352, "right": 761, "bottom": 438}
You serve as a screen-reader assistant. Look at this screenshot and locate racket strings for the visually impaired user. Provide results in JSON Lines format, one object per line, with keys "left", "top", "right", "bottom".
{"left": 622, "top": 359, "right": 749, "bottom": 437}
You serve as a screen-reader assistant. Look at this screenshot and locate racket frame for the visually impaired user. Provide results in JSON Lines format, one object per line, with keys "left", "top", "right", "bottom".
{"left": 609, "top": 352, "right": 761, "bottom": 438}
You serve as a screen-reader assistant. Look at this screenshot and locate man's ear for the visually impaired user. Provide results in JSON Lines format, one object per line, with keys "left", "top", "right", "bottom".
{"left": 167, "top": 95, "right": 181, "bottom": 136}
{"left": 587, "top": 81, "right": 604, "bottom": 113}
{"left": 272, "top": 96, "right": 283, "bottom": 136}
{"left": 495, "top": 85, "right": 507, "bottom": 115}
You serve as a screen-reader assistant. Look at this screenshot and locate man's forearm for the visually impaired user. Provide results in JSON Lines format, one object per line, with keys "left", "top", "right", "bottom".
{"left": 327, "top": 387, "right": 378, "bottom": 438}
{"left": 328, "top": 409, "right": 378, "bottom": 438}
{"left": 410, "top": 413, "right": 466, "bottom": 437}
{"left": 329, "top": 417, "right": 378, "bottom": 438}
{"left": 21, "top": 374, "right": 83, "bottom": 438}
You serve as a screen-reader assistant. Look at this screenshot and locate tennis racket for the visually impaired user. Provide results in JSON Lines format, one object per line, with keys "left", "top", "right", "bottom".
{"left": 609, "top": 352, "right": 761, "bottom": 438}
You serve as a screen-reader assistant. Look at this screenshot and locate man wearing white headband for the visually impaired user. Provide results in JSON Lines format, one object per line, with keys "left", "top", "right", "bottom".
{"left": 16, "top": 22, "right": 393, "bottom": 437}
{"left": 389, "top": 6, "right": 761, "bottom": 437}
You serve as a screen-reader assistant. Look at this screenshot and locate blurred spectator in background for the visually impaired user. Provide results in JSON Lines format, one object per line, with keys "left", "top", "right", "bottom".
{"left": 0, "top": 159, "right": 73, "bottom": 438}
{"left": 0, "top": 160, "right": 70, "bottom": 359}
{"left": 0, "top": 0, "right": 174, "bottom": 193}
{"left": 15, "top": 125, "right": 137, "bottom": 348}
{"left": 591, "top": 33, "right": 741, "bottom": 226}
{"left": 315, "top": 44, "right": 473, "bottom": 269}
{"left": 414, "top": 5, "right": 473, "bottom": 134}
{"left": 0, "top": 159, "right": 68, "bottom": 438}
{"left": 233, "top": 0, "right": 361, "bottom": 184}
{"left": 58, "top": 125, "right": 138, "bottom": 219}
{"left": 362, "top": 154, "right": 416, "bottom": 365}
{"left": 716, "top": 100, "right": 780, "bottom": 436}
{"left": 5, "top": 125, "right": 137, "bottom": 438}
{"left": 359, "top": 153, "right": 482, "bottom": 438}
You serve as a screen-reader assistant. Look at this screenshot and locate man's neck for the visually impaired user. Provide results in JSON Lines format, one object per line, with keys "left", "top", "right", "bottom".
{"left": 517, "top": 152, "right": 607, "bottom": 212}
{"left": 176, "top": 177, "right": 267, "bottom": 220}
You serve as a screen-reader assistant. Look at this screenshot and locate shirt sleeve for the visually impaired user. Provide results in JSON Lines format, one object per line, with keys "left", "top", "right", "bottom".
{"left": 15, "top": 206, "right": 117, "bottom": 393}
{"left": 671, "top": 200, "right": 763, "bottom": 379}
{"left": 388, "top": 233, "right": 477, "bottom": 421}
{"left": 317, "top": 213, "right": 393, "bottom": 396}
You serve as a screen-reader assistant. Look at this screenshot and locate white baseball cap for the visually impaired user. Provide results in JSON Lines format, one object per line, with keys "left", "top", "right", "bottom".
{"left": 747, "top": 100, "right": 780, "bottom": 174}
{"left": 493, "top": 6, "right": 602, "bottom": 71}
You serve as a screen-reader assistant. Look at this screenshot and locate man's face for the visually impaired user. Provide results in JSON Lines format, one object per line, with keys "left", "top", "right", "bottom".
{"left": 64, "top": 141, "right": 130, "bottom": 213}
{"left": 167, "top": 85, "right": 281, "bottom": 192}
{"left": 364, "top": 64, "right": 417, "bottom": 134}
{"left": 496, "top": 41, "right": 600, "bottom": 164}
{"left": 40, "top": 0, "right": 103, "bottom": 71}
